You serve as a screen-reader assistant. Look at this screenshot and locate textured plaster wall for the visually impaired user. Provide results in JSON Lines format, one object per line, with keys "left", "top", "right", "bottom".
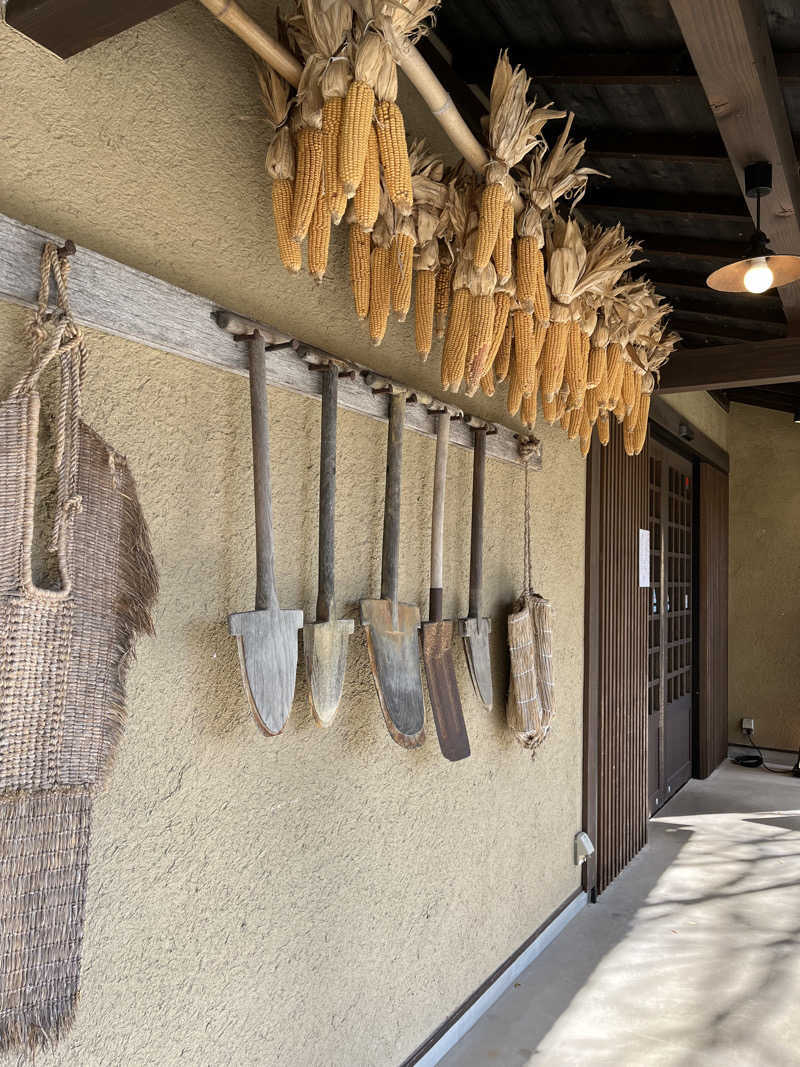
{"left": 728, "top": 403, "right": 800, "bottom": 751}
{"left": 661, "top": 392, "right": 729, "bottom": 451}
{"left": 0, "top": 58, "right": 587, "bottom": 1064}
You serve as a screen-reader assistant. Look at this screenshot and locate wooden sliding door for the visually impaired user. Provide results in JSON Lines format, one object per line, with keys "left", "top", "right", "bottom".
{"left": 584, "top": 420, "right": 649, "bottom": 898}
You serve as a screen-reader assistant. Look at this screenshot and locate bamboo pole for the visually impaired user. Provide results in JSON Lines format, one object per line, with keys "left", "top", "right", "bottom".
{"left": 197, "top": 0, "right": 523, "bottom": 210}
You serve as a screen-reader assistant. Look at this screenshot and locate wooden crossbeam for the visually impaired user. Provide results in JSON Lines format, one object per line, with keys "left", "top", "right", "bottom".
{"left": 583, "top": 190, "right": 748, "bottom": 221}
{"left": 669, "top": 315, "right": 780, "bottom": 344}
{"left": 658, "top": 337, "right": 800, "bottom": 392}
{"left": 669, "top": 0, "right": 800, "bottom": 324}
{"left": 4, "top": 0, "right": 181, "bottom": 57}
{"left": 632, "top": 233, "right": 758, "bottom": 262}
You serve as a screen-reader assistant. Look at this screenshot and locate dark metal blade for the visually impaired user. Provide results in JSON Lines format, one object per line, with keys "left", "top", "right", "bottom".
{"left": 360, "top": 598, "right": 425, "bottom": 748}
{"left": 422, "top": 620, "right": 470, "bottom": 761}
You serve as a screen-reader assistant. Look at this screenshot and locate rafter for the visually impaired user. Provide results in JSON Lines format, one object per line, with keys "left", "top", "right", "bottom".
{"left": 658, "top": 337, "right": 800, "bottom": 392}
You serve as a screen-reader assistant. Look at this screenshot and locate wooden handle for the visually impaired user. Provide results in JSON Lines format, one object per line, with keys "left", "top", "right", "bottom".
{"left": 381, "top": 391, "right": 405, "bottom": 607}
{"left": 316, "top": 362, "right": 338, "bottom": 623}
{"left": 429, "top": 411, "right": 450, "bottom": 622}
{"left": 468, "top": 426, "right": 487, "bottom": 620}
{"left": 248, "top": 334, "right": 279, "bottom": 612}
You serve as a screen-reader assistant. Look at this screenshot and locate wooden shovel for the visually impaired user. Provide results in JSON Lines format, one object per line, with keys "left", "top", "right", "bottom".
{"left": 459, "top": 424, "right": 494, "bottom": 710}
{"left": 303, "top": 362, "right": 354, "bottom": 726}
{"left": 360, "top": 388, "right": 426, "bottom": 749}
{"left": 422, "top": 410, "right": 470, "bottom": 761}
{"left": 229, "top": 332, "right": 303, "bottom": 735}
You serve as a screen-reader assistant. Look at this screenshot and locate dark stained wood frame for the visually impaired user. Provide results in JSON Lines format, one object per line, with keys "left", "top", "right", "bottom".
{"left": 658, "top": 338, "right": 800, "bottom": 394}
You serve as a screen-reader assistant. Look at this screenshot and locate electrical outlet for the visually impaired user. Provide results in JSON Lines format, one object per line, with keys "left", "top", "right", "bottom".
{"left": 742, "top": 717, "right": 755, "bottom": 735}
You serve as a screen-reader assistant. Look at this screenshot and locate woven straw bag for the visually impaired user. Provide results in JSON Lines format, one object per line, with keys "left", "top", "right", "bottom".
{"left": 0, "top": 244, "right": 158, "bottom": 1050}
{"left": 506, "top": 441, "right": 555, "bottom": 754}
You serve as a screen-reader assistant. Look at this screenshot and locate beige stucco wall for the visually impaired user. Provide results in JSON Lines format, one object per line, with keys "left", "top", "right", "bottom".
{"left": 728, "top": 403, "right": 800, "bottom": 751}
{"left": 661, "top": 391, "right": 729, "bottom": 451}
{"left": 0, "top": 5, "right": 588, "bottom": 1065}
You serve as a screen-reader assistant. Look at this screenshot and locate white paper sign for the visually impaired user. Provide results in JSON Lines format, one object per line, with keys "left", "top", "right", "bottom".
{"left": 638, "top": 528, "right": 650, "bottom": 588}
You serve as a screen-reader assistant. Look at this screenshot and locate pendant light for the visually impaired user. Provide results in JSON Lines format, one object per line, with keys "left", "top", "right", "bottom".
{"left": 706, "top": 162, "right": 800, "bottom": 294}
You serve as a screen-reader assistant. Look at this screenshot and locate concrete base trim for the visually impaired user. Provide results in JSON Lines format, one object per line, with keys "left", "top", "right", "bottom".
{"left": 728, "top": 743, "right": 797, "bottom": 768}
{"left": 401, "top": 889, "right": 587, "bottom": 1067}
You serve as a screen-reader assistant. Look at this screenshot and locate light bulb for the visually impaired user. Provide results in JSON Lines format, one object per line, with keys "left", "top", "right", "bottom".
{"left": 743, "top": 256, "right": 774, "bottom": 293}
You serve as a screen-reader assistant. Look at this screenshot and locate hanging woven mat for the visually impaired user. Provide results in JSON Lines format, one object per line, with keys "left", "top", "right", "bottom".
{"left": 506, "top": 437, "right": 555, "bottom": 755}
{"left": 0, "top": 242, "right": 158, "bottom": 1052}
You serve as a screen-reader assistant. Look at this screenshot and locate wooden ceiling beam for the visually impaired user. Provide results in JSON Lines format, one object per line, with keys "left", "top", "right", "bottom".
{"left": 669, "top": 0, "right": 800, "bottom": 325}
{"left": 583, "top": 190, "right": 749, "bottom": 221}
{"left": 669, "top": 316, "right": 779, "bottom": 343}
{"left": 658, "top": 337, "right": 800, "bottom": 392}
{"left": 725, "top": 387, "right": 800, "bottom": 414}
{"left": 631, "top": 233, "right": 755, "bottom": 261}
{"left": 4, "top": 0, "right": 181, "bottom": 58}
{"left": 518, "top": 50, "right": 800, "bottom": 87}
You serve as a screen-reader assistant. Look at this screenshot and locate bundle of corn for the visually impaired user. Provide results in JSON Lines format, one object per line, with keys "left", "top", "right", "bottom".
{"left": 290, "top": 55, "right": 327, "bottom": 242}
{"left": 625, "top": 329, "right": 678, "bottom": 455}
{"left": 440, "top": 179, "right": 475, "bottom": 390}
{"left": 257, "top": 59, "right": 300, "bottom": 274}
{"left": 410, "top": 143, "right": 447, "bottom": 358}
{"left": 338, "top": 24, "right": 383, "bottom": 197}
{"left": 431, "top": 164, "right": 464, "bottom": 340}
{"left": 516, "top": 115, "right": 603, "bottom": 316}
{"left": 369, "top": 193, "right": 394, "bottom": 345}
{"left": 298, "top": 0, "right": 354, "bottom": 227}
{"left": 473, "top": 52, "right": 563, "bottom": 272}
{"left": 561, "top": 224, "right": 640, "bottom": 412}
{"left": 538, "top": 216, "right": 585, "bottom": 408}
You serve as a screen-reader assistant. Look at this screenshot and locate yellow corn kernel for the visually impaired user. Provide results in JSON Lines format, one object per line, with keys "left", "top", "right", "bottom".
{"left": 391, "top": 233, "right": 415, "bottom": 321}
{"left": 349, "top": 225, "right": 371, "bottom": 320}
{"left": 589, "top": 345, "right": 609, "bottom": 406}
{"left": 339, "top": 80, "right": 374, "bottom": 197}
{"left": 506, "top": 352, "right": 523, "bottom": 417}
{"left": 322, "top": 96, "right": 343, "bottom": 214}
{"left": 291, "top": 127, "right": 324, "bottom": 242}
{"left": 521, "top": 371, "right": 539, "bottom": 428}
{"left": 539, "top": 320, "right": 571, "bottom": 402}
{"left": 634, "top": 393, "right": 651, "bottom": 455}
{"left": 622, "top": 362, "right": 637, "bottom": 414}
{"left": 465, "top": 294, "right": 495, "bottom": 396}
{"left": 441, "top": 287, "right": 472, "bottom": 391}
{"left": 474, "top": 182, "right": 506, "bottom": 271}
{"left": 480, "top": 365, "right": 496, "bottom": 397}
{"left": 597, "top": 410, "right": 611, "bottom": 446}
{"left": 354, "top": 124, "right": 380, "bottom": 233}
{"left": 606, "top": 342, "right": 625, "bottom": 408}
{"left": 272, "top": 178, "right": 301, "bottom": 274}
{"left": 415, "top": 269, "right": 436, "bottom": 359}
{"left": 307, "top": 192, "right": 331, "bottom": 282}
{"left": 585, "top": 385, "right": 599, "bottom": 424}
{"left": 517, "top": 235, "right": 545, "bottom": 317}
{"left": 375, "top": 100, "right": 413, "bottom": 214}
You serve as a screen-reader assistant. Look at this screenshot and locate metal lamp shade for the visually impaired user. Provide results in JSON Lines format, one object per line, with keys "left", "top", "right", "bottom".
{"left": 707, "top": 254, "right": 800, "bottom": 293}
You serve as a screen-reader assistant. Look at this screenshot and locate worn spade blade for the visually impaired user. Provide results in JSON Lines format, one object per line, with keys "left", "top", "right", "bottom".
{"left": 229, "top": 609, "right": 303, "bottom": 736}
{"left": 422, "top": 620, "right": 470, "bottom": 762}
{"left": 459, "top": 616, "right": 493, "bottom": 710}
{"left": 303, "top": 618, "right": 355, "bottom": 727}
{"left": 361, "top": 599, "right": 425, "bottom": 748}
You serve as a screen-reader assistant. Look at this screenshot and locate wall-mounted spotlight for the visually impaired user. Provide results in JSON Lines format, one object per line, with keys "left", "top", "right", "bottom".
{"left": 706, "top": 162, "right": 800, "bottom": 294}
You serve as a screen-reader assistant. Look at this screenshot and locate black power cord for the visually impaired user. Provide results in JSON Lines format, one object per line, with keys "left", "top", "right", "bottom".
{"left": 731, "top": 733, "right": 795, "bottom": 775}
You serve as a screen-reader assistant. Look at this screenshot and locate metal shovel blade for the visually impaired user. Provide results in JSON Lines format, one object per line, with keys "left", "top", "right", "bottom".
{"left": 459, "top": 615, "right": 493, "bottom": 710}
{"left": 303, "top": 618, "right": 355, "bottom": 727}
{"left": 360, "top": 599, "right": 425, "bottom": 748}
{"left": 229, "top": 608, "right": 303, "bottom": 736}
{"left": 422, "top": 620, "right": 470, "bottom": 762}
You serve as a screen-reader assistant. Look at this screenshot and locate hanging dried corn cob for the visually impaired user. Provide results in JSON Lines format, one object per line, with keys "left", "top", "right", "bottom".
{"left": 257, "top": 59, "right": 300, "bottom": 274}
{"left": 464, "top": 261, "right": 498, "bottom": 396}
{"left": 411, "top": 148, "right": 447, "bottom": 358}
{"left": 494, "top": 305, "right": 514, "bottom": 382}
{"left": 440, "top": 180, "right": 474, "bottom": 391}
{"left": 391, "top": 211, "right": 417, "bottom": 322}
{"left": 434, "top": 257, "right": 452, "bottom": 339}
{"left": 308, "top": 190, "right": 332, "bottom": 281}
{"left": 347, "top": 203, "right": 371, "bottom": 319}
{"left": 369, "top": 204, "right": 394, "bottom": 345}
{"left": 480, "top": 365, "right": 496, "bottom": 397}
{"left": 506, "top": 348, "right": 524, "bottom": 417}
{"left": 474, "top": 52, "right": 562, "bottom": 271}
{"left": 597, "top": 410, "right": 611, "bottom": 446}
{"left": 493, "top": 201, "right": 514, "bottom": 284}
{"left": 486, "top": 278, "right": 515, "bottom": 371}
{"left": 353, "top": 123, "right": 381, "bottom": 231}
{"left": 511, "top": 306, "right": 545, "bottom": 397}
{"left": 290, "top": 56, "right": 326, "bottom": 241}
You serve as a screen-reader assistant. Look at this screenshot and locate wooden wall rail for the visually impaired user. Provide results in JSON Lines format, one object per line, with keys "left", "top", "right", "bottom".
{"left": 0, "top": 213, "right": 541, "bottom": 470}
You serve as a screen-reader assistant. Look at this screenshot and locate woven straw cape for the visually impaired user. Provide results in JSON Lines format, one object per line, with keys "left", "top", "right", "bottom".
{"left": 0, "top": 244, "right": 158, "bottom": 1051}
{"left": 506, "top": 441, "right": 555, "bottom": 755}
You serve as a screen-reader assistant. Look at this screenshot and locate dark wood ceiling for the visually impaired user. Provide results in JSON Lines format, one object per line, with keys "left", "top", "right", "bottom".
{"left": 429, "top": 0, "right": 800, "bottom": 414}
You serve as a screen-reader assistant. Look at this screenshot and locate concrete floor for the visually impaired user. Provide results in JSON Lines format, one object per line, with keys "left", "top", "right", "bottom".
{"left": 441, "top": 761, "right": 800, "bottom": 1067}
